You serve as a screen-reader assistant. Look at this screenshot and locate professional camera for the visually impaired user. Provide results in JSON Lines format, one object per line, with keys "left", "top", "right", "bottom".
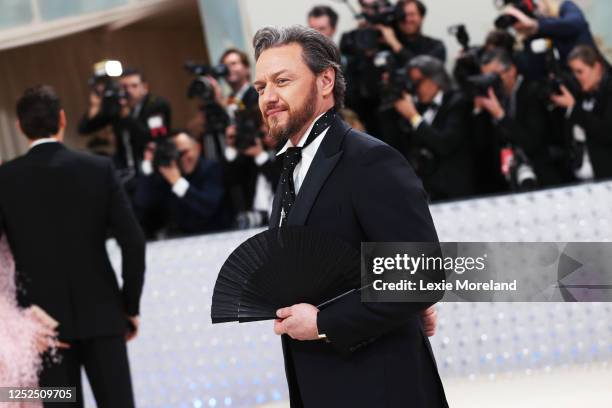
{"left": 152, "top": 137, "right": 182, "bottom": 170}
{"left": 449, "top": 24, "right": 470, "bottom": 50}
{"left": 530, "top": 39, "right": 569, "bottom": 100}
{"left": 494, "top": 0, "right": 536, "bottom": 30}
{"left": 375, "top": 51, "right": 416, "bottom": 111}
{"left": 448, "top": 25, "right": 484, "bottom": 89}
{"left": 88, "top": 60, "right": 126, "bottom": 118}
{"left": 185, "top": 60, "right": 230, "bottom": 135}
{"left": 234, "top": 107, "right": 265, "bottom": 151}
{"left": 360, "top": 0, "right": 403, "bottom": 26}
{"left": 500, "top": 145, "right": 538, "bottom": 190}
{"left": 340, "top": 0, "right": 404, "bottom": 56}
{"left": 185, "top": 61, "right": 229, "bottom": 103}
{"left": 464, "top": 72, "right": 502, "bottom": 97}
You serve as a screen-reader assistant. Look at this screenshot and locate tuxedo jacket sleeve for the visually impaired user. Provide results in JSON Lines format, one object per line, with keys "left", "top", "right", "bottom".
{"left": 317, "top": 143, "right": 442, "bottom": 355}
{"left": 180, "top": 161, "right": 225, "bottom": 219}
{"left": 537, "top": 1, "right": 589, "bottom": 40}
{"left": 492, "top": 82, "right": 549, "bottom": 155}
{"left": 569, "top": 93, "right": 612, "bottom": 147}
{"left": 78, "top": 112, "right": 113, "bottom": 135}
{"left": 106, "top": 161, "right": 147, "bottom": 316}
{"left": 411, "top": 92, "right": 470, "bottom": 157}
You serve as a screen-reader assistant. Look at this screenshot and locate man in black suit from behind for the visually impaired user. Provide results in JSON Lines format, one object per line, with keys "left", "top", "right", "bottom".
{"left": 253, "top": 26, "right": 446, "bottom": 407}
{"left": 0, "top": 86, "right": 146, "bottom": 408}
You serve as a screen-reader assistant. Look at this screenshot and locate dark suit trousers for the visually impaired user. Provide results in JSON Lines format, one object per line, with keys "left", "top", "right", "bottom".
{"left": 39, "top": 335, "right": 134, "bottom": 408}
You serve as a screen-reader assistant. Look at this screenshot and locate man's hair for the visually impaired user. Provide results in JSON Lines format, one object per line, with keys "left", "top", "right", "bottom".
{"left": 253, "top": 25, "right": 346, "bottom": 109}
{"left": 568, "top": 45, "right": 605, "bottom": 67}
{"left": 171, "top": 128, "right": 200, "bottom": 145}
{"left": 480, "top": 48, "right": 515, "bottom": 71}
{"left": 398, "top": 0, "right": 427, "bottom": 18}
{"left": 408, "top": 55, "right": 451, "bottom": 91}
{"left": 16, "top": 85, "right": 62, "bottom": 140}
{"left": 220, "top": 48, "right": 251, "bottom": 68}
{"left": 308, "top": 5, "right": 339, "bottom": 29}
{"left": 120, "top": 67, "right": 146, "bottom": 82}
{"left": 485, "top": 29, "right": 516, "bottom": 53}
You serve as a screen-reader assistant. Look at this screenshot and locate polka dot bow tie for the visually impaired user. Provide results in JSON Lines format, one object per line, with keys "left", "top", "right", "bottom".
{"left": 279, "top": 108, "right": 336, "bottom": 226}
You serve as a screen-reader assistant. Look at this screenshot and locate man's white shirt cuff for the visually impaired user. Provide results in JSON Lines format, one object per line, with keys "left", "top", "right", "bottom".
{"left": 225, "top": 146, "right": 238, "bottom": 162}
{"left": 254, "top": 151, "right": 270, "bottom": 166}
{"left": 172, "top": 177, "right": 190, "bottom": 198}
{"left": 141, "top": 160, "right": 154, "bottom": 175}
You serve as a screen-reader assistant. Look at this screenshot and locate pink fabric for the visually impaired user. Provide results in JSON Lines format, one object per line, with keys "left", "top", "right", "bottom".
{"left": 0, "top": 236, "right": 43, "bottom": 408}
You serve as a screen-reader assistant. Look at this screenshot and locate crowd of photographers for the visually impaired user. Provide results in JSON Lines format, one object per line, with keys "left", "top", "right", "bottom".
{"left": 77, "top": 0, "right": 612, "bottom": 239}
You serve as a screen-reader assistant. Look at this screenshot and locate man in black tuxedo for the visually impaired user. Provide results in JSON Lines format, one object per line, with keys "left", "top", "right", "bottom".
{"left": 134, "top": 131, "right": 231, "bottom": 237}
{"left": 253, "top": 26, "right": 447, "bottom": 407}
{"left": 474, "top": 48, "right": 562, "bottom": 188}
{"left": 78, "top": 68, "right": 172, "bottom": 182}
{"left": 392, "top": 55, "right": 475, "bottom": 201}
{"left": 0, "top": 86, "right": 146, "bottom": 408}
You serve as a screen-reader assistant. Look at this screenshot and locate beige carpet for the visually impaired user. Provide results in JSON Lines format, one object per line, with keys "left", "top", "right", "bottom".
{"left": 258, "top": 363, "right": 612, "bottom": 408}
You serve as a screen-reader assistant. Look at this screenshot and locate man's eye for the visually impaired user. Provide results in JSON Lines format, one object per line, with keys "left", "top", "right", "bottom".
{"left": 277, "top": 78, "right": 288, "bottom": 85}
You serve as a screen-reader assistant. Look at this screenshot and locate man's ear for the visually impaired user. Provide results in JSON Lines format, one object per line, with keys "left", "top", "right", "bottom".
{"left": 15, "top": 119, "right": 23, "bottom": 135}
{"left": 319, "top": 66, "right": 335, "bottom": 98}
{"left": 59, "top": 109, "right": 67, "bottom": 130}
{"left": 56, "top": 110, "right": 67, "bottom": 141}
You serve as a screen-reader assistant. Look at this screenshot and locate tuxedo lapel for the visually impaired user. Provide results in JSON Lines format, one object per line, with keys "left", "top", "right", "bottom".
{"left": 268, "top": 117, "right": 351, "bottom": 229}
{"left": 287, "top": 117, "right": 350, "bottom": 227}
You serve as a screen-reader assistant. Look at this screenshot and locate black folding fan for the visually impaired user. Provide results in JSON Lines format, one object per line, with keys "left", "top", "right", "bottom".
{"left": 211, "top": 226, "right": 361, "bottom": 323}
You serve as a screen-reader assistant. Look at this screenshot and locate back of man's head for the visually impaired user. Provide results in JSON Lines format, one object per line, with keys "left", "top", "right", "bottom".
{"left": 16, "top": 85, "right": 62, "bottom": 140}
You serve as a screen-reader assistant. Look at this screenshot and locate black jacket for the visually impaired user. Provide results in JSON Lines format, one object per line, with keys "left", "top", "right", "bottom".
{"left": 133, "top": 158, "right": 230, "bottom": 236}
{"left": 269, "top": 116, "right": 447, "bottom": 408}
{"left": 78, "top": 93, "right": 171, "bottom": 171}
{"left": 395, "top": 32, "right": 447, "bottom": 65}
{"left": 409, "top": 91, "right": 474, "bottom": 201}
{"left": 490, "top": 80, "right": 562, "bottom": 187}
{"left": 0, "top": 143, "right": 146, "bottom": 340}
{"left": 224, "top": 151, "right": 282, "bottom": 213}
{"left": 568, "top": 72, "right": 612, "bottom": 180}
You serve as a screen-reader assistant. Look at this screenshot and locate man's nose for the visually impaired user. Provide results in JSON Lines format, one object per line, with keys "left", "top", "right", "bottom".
{"left": 260, "top": 85, "right": 279, "bottom": 105}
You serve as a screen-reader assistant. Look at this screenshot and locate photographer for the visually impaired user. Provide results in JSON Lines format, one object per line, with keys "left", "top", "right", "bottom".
{"left": 502, "top": 0, "right": 598, "bottom": 64}
{"left": 219, "top": 48, "right": 259, "bottom": 112}
{"left": 308, "top": 5, "right": 339, "bottom": 39}
{"left": 381, "top": 0, "right": 446, "bottom": 65}
{"left": 195, "top": 49, "right": 258, "bottom": 161}
{"left": 473, "top": 49, "right": 562, "bottom": 188}
{"left": 551, "top": 45, "right": 612, "bottom": 180}
{"left": 78, "top": 68, "right": 171, "bottom": 180}
{"left": 134, "top": 130, "right": 230, "bottom": 238}
{"left": 340, "top": 0, "right": 445, "bottom": 137}
{"left": 393, "top": 55, "right": 474, "bottom": 201}
{"left": 224, "top": 111, "right": 281, "bottom": 228}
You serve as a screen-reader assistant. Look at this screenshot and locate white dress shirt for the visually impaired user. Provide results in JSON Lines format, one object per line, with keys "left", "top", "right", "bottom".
{"left": 29, "top": 138, "right": 59, "bottom": 150}
{"left": 276, "top": 112, "right": 330, "bottom": 195}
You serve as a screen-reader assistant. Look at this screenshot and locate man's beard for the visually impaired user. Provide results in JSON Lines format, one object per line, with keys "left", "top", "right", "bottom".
{"left": 267, "top": 83, "right": 317, "bottom": 143}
